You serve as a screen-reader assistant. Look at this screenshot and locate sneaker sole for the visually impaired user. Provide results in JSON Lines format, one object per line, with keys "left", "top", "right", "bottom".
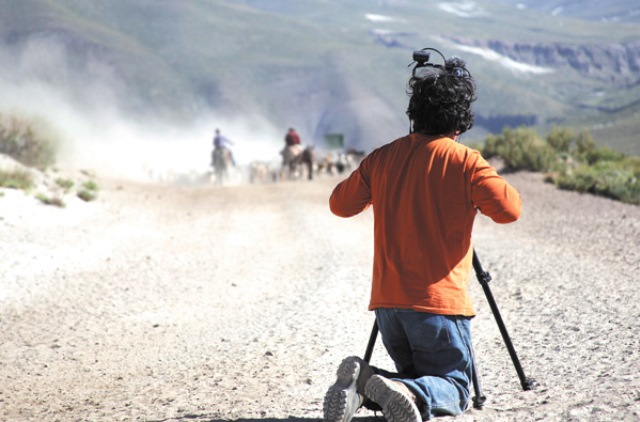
{"left": 323, "top": 357, "right": 361, "bottom": 422}
{"left": 364, "top": 375, "right": 421, "bottom": 422}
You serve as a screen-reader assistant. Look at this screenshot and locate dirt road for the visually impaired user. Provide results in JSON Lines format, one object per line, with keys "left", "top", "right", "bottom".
{"left": 1, "top": 169, "right": 639, "bottom": 421}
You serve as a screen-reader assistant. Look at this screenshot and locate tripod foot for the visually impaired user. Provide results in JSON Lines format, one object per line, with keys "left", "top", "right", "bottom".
{"left": 472, "top": 394, "right": 487, "bottom": 409}
{"left": 522, "top": 377, "right": 537, "bottom": 391}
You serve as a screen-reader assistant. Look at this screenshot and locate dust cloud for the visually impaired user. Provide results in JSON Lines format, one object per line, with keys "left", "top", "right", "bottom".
{"left": 0, "top": 39, "right": 286, "bottom": 183}
{"left": 0, "top": 81, "right": 286, "bottom": 182}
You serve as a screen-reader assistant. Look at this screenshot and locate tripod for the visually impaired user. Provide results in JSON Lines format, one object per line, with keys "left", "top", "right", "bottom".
{"left": 363, "top": 248, "right": 535, "bottom": 410}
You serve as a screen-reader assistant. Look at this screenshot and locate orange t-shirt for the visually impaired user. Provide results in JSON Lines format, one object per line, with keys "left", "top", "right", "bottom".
{"left": 329, "top": 134, "right": 522, "bottom": 316}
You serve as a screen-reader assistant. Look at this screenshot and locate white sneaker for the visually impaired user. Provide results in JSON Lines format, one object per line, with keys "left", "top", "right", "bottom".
{"left": 364, "top": 374, "right": 422, "bottom": 422}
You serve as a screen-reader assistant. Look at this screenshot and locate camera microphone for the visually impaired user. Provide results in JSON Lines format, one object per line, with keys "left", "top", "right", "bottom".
{"left": 412, "top": 51, "right": 431, "bottom": 64}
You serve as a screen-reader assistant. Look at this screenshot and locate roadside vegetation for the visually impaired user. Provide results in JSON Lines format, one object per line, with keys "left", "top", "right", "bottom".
{"left": 2, "top": 111, "right": 638, "bottom": 206}
{"left": 77, "top": 180, "right": 99, "bottom": 202}
{"left": 482, "top": 126, "right": 640, "bottom": 205}
{"left": 0, "top": 113, "right": 57, "bottom": 169}
{"left": 0, "top": 112, "right": 99, "bottom": 206}
{"left": 0, "top": 168, "right": 34, "bottom": 191}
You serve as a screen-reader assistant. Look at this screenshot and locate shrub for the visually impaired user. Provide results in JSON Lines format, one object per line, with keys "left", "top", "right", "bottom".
{"left": 574, "top": 131, "right": 596, "bottom": 157}
{"left": 55, "top": 178, "right": 74, "bottom": 193}
{"left": 546, "top": 126, "right": 573, "bottom": 153}
{"left": 77, "top": 189, "right": 98, "bottom": 202}
{"left": 0, "top": 169, "right": 34, "bottom": 190}
{"left": 583, "top": 146, "right": 625, "bottom": 165}
{"left": 0, "top": 113, "right": 58, "bottom": 169}
{"left": 485, "top": 125, "right": 640, "bottom": 205}
{"left": 35, "top": 193, "right": 66, "bottom": 207}
{"left": 82, "top": 180, "right": 99, "bottom": 191}
{"left": 483, "top": 126, "right": 555, "bottom": 171}
{"left": 551, "top": 157, "right": 640, "bottom": 204}
{"left": 77, "top": 180, "right": 99, "bottom": 202}
{"left": 482, "top": 133, "right": 502, "bottom": 159}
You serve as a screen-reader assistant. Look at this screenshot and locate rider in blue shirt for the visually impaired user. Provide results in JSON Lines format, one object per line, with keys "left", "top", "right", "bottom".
{"left": 212, "top": 128, "right": 236, "bottom": 166}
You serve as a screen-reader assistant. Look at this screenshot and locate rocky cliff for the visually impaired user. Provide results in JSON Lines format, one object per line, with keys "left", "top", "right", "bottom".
{"left": 448, "top": 36, "right": 640, "bottom": 85}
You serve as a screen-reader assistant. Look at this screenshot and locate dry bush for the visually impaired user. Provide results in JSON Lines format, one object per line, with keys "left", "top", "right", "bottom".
{"left": 0, "top": 112, "right": 59, "bottom": 169}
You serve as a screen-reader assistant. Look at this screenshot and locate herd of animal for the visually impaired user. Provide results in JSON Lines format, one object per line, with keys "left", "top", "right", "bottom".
{"left": 245, "top": 146, "right": 366, "bottom": 185}
{"left": 142, "top": 145, "right": 366, "bottom": 186}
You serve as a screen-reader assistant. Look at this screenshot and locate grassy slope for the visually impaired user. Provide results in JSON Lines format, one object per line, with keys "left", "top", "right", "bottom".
{"left": 0, "top": 0, "right": 638, "bottom": 153}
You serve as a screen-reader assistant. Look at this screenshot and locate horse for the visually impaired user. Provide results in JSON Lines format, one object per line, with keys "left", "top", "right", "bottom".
{"left": 300, "top": 146, "right": 316, "bottom": 180}
{"left": 280, "top": 144, "right": 303, "bottom": 180}
{"left": 211, "top": 147, "right": 233, "bottom": 185}
{"left": 280, "top": 145, "right": 316, "bottom": 180}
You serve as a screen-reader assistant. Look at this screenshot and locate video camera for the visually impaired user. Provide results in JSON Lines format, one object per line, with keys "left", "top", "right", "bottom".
{"left": 409, "top": 47, "right": 470, "bottom": 78}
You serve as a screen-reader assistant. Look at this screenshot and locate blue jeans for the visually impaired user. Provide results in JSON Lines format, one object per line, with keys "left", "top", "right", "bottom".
{"left": 374, "top": 308, "right": 473, "bottom": 420}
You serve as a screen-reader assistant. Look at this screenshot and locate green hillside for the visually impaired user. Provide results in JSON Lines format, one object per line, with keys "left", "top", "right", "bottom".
{"left": 0, "top": 0, "right": 639, "bottom": 154}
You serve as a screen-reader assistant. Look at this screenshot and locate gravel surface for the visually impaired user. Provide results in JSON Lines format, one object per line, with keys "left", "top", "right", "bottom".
{"left": 1, "top": 167, "right": 639, "bottom": 422}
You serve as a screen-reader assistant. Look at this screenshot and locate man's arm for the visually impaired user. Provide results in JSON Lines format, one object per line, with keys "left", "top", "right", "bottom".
{"left": 329, "top": 167, "right": 372, "bottom": 218}
{"left": 470, "top": 155, "right": 522, "bottom": 224}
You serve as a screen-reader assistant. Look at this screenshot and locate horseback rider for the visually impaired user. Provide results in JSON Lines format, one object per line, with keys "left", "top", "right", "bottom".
{"left": 285, "top": 127, "right": 301, "bottom": 147}
{"left": 281, "top": 128, "right": 304, "bottom": 179}
{"left": 212, "top": 128, "right": 236, "bottom": 167}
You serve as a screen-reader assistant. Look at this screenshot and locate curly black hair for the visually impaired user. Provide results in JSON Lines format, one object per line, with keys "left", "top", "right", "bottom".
{"left": 406, "top": 57, "right": 477, "bottom": 136}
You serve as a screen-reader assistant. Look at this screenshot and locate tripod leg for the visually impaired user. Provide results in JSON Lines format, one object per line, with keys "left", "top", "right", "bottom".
{"left": 470, "top": 342, "right": 487, "bottom": 409}
{"left": 361, "top": 320, "right": 383, "bottom": 412}
{"left": 363, "top": 320, "right": 378, "bottom": 363}
{"left": 472, "top": 249, "right": 536, "bottom": 391}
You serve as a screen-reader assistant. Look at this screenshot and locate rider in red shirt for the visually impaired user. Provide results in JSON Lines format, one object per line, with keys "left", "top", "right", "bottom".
{"left": 285, "top": 128, "right": 301, "bottom": 146}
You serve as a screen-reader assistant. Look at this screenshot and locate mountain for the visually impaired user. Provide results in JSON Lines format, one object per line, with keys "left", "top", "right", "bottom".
{"left": 1, "top": 0, "right": 639, "bottom": 157}
{"left": 490, "top": 0, "right": 640, "bottom": 23}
